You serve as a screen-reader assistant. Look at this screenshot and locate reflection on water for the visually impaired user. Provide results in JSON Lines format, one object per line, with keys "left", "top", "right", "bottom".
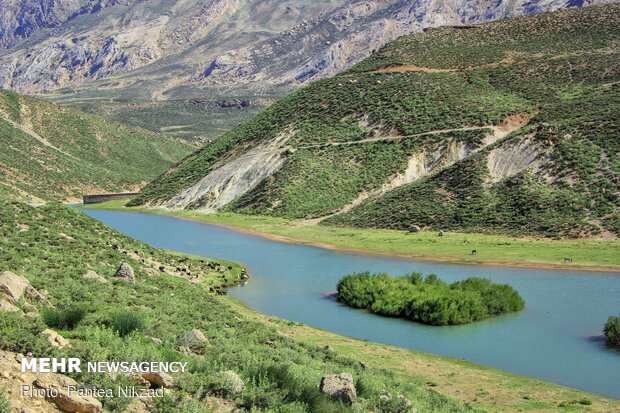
{"left": 82, "top": 209, "right": 620, "bottom": 399}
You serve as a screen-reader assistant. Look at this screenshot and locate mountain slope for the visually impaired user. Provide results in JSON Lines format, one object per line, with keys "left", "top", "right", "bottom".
{"left": 0, "top": 88, "right": 193, "bottom": 201}
{"left": 0, "top": 0, "right": 613, "bottom": 100}
{"left": 129, "top": 4, "right": 619, "bottom": 238}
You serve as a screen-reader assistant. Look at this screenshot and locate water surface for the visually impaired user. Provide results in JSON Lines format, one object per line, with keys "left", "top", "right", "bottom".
{"left": 82, "top": 209, "right": 620, "bottom": 399}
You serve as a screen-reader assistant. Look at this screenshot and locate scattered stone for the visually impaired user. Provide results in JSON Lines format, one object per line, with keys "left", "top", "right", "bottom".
{"left": 179, "top": 329, "right": 208, "bottom": 344}
{"left": 324, "top": 345, "right": 334, "bottom": 352}
{"left": 218, "top": 370, "right": 245, "bottom": 394}
{"left": 319, "top": 372, "right": 356, "bottom": 402}
{"left": 409, "top": 225, "right": 421, "bottom": 233}
{"left": 0, "top": 298, "right": 21, "bottom": 313}
{"left": 34, "top": 376, "right": 102, "bottom": 412}
{"left": 82, "top": 270, "right": 107, "bottom": 283}
{"left": 142, "top": 372, "right": 174, "bottom": 388}
{"left": 148, "top": 337, "right": 163, "bottom": 345}
{"left": 114, "top": 262, "right": 135, "bottom": 284}
{"left": 42, "top": 329, "right": 70, "bottom": 348}
{"left": 144, "top": 268, "right": 158, "bottom": 277}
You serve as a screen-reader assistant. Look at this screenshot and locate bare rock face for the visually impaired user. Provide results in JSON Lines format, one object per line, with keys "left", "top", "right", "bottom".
{"left": 179, "top": 329, "right": 208, "bottom": 344}
{"left": 0, "top": 298, "right": 21, "bottom": 313}
{"left": 114, "top": 262, "right": 135, "bottom": 283}
{"left": 0, "top": 0, "right": 611, "bottom": 96}
{"left": 83, "top": 270, "right": 108, "bottom": 283}
{"left": 142, "top": 371, "right": 174, "bottom": 388}
{"left": 320, "top": 372, "right": 357, "bottom": 402}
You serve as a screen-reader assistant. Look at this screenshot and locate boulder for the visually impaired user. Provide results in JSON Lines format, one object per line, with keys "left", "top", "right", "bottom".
{"left": 409, "top": 225, "right": 421, "bottom": 233}
{"left": 42, "top": 329, "right": 71, "bottom": 348}
{"left": 218, "top": 370, "right": 245, "bottom": 394}
{"left": 0, "top": 298, "right": 21, "bottom": 313}
{"left": 82, "top": 271, "right": 107, "bottom": 283}
{"left": 34, "top": 376, "right": 102, "bottom": 413}
{"left": 142, "top": 371, "right": 174, "bottom": 388}
{"left": 320, "top": 372, "right": 356, "bottom": 402}
{"left": 114, "top": 262, "right": 135, "bottom": 284}
{"left": 179, "top": 329, "right": 208, "bottom": 344}
{"left": 0, "top": 271, "right": 29, "bottom": 302}
{"left": 0, "top": 271, "right": 52, "bottom": 307}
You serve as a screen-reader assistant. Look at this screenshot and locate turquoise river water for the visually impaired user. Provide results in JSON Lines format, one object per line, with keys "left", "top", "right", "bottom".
{"left": 81, "top": 209, "right": 620, "bottom": 399}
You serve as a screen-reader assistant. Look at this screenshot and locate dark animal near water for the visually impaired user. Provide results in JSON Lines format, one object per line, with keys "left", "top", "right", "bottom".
{"left": 471, "top": 250, "right": 477, "bottom": 255}
{"left": 564, "top": 257, "right": 573, "bottom": 263}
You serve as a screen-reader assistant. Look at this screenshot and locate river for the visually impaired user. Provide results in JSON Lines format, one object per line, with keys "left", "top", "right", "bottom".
{"left": 81, "top": 209, "right": 620, "bottom": 399}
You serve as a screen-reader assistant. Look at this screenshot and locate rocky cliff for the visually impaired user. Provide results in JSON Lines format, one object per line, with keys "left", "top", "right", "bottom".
{"left": 0, "top": 0, "right": 614, "bottom": 99}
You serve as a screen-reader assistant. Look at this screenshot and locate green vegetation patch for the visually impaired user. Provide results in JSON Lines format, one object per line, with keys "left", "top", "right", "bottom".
{"left": 0, "top": 89, "right": 193, "bottom": 201}
{"left": 603, "top": 314, "right": 620, "bottom": 349}
{"left": 337, "top": 272, "right": 524, "bottom": 326}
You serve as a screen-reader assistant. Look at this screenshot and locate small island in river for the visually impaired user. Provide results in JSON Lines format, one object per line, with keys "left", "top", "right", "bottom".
{"left": 337, "top": 272, "right": 525, "bottom": 326}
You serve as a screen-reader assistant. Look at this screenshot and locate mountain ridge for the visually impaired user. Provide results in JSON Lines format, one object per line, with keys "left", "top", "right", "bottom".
{"left": 0, "top": 0, "right": 614, "bottom": 100}
{"left": 128, "top": 4, "right": 619, "bottom": 238}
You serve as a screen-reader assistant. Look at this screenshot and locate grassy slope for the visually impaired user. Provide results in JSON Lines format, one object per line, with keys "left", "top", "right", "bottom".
{"left": 81, "top": 201, "right": 620, "bottom": 272}
{"left": 0, "top": 89, "right": 194, "bottom": 201}
{"left": 70, "top": 98, "right": 275, "bottom": 142}
{"left": 0, "top": 198, "right": 481, "bottom": 412}
{"left": 129, "top": 4, "right": 619, "bottom": 238}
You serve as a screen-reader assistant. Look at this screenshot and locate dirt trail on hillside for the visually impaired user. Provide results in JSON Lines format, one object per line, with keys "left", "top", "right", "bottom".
{"left": 0, "top": 106, "right": 78, "bottom": 160}
{"left": 294, "top": 111, "right": 537, "bottom": 226}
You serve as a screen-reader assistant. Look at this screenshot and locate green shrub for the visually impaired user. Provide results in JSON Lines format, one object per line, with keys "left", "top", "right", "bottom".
{"left": 42, "top": 307, "right": 86, "bottom": 330}
{"left": 337, "top": 272, "right": 524, "bottom": 325}
{"left": 109, "top": 309, "right": 147, "bottom": 337}
{"left": 603, "top": 314, "right": 620, "bottom": 349}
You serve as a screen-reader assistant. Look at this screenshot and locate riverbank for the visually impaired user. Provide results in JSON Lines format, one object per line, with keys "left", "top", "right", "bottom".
{"left": 224, "top": 296, "right": 620, "bottom": 412}
{"left": 79, "top": 201, "right": 620, "bottom": 272}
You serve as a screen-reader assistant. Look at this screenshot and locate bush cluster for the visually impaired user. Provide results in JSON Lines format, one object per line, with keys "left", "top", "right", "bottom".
{"left": 337, "top": 272, "right": 525, "bottom": 325}
{"left": 603, "top": 314, "right": 620, "bottom": 349}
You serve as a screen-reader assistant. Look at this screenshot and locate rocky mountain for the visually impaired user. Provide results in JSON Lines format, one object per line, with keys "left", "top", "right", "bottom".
{"left": 0, "top": 88, "right": 193, "bottom": 201}
{"left": 0, "top": 0, "right": 614, "bottom": 100}
{"left": 128, "top": 4, "right": 620, "bottom": 238}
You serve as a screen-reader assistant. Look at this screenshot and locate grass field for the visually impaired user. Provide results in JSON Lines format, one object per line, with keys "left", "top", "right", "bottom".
{"left": 225, "top": 297, "right": 620, "bottom": 412}
{"left": 79, "top": 201, "right": 620, "bottom": 272}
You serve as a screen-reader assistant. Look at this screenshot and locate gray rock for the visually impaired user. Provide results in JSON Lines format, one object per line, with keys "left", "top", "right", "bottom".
{"left": 319, "top": 372, "right": 356, "bottom": 402}
{"left": 409, "top": 225, "right": 421, "bottom": 233}
{"left": 0, "top": 271, "right": 29, "bottom": 302}
{"left": 0, "top": 298, "right": 21, "bottom": 313}
{"left": 218, "top": 370, "right": 245, "bottom": 394}
{"left": 142, "top": 371, "right": 174, "bottom": 388}
{"left": 179, "top": 329, "right": 208, "bottom": 344}
{"left": 114, "top": 262, "right": 135, "bottom": 283}
{"left": 83, "top": 270, "right": 107, "bottom": 283}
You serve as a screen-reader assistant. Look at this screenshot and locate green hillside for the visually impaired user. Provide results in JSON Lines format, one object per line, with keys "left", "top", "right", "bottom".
{"left": 0, "top": 89, "right": 193, "bottom": 201}
{"left": 130, "top": 4, "right": 619, "bottom": 238}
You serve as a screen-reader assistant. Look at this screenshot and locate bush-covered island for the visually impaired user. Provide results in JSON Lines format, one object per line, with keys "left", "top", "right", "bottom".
{"left": 337, "top": 272, "right": 525, "bottom": 326}
{"left": 604, "top": 314, "right": 620, "bottom": 349}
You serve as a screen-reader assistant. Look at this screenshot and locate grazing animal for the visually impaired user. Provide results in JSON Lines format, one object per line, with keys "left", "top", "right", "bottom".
{"left": 471, "top": 250, "right": 477, "bottom": 255}
{"left": 564, "top": 257, "right": 573, "bottom": 263}
{"left": 438, "top": 230, "right": 444, "bottom": 237}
